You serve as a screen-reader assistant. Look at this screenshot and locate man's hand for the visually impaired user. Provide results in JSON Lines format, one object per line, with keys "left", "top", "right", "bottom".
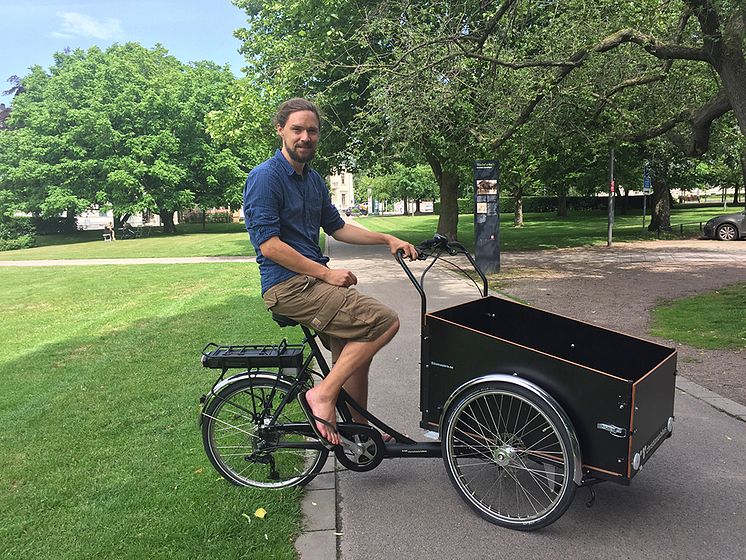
{"left": 387, "top": 235, "right": 418, "bottom": 261}
{"left": 324, "top": 268, "right": 358, "bottom": 287}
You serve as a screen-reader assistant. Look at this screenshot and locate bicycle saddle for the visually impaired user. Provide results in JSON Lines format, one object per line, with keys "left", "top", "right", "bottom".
{"left": 271, "top": 312, "right": 299, "bottom": 328}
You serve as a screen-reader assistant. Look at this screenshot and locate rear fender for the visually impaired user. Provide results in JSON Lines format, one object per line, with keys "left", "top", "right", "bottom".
{"left": 198, "top": 372, "right": 292, "bottom": 427}
{"left": 440, "top": 373, "right": 583, "bottom": 485}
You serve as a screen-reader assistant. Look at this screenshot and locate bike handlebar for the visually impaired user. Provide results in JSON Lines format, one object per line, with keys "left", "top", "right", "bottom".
{"left": 395, "top": 234, "right": 488, "bottom": 322}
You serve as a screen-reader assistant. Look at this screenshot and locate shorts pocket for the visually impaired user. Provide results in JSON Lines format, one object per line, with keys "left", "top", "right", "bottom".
{"left": 262, "top": 288, "right": 278, "bottom": 310}
{"left": 308, "top": 286, "right": 347, "bottom": 331}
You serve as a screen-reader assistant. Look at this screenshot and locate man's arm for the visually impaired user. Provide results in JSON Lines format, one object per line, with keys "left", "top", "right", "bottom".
{"left": 260, "top": 236, "right": 358, "bottom": 287}
{"left": 330, "top": 223, "right": 418, "bottom": 259}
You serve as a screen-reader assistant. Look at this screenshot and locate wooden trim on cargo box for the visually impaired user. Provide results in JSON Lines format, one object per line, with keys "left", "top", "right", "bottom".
{"left": 583, "top": 464, "right": 624, "bottom": 478}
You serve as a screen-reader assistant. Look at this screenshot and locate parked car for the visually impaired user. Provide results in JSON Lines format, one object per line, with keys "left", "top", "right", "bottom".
{"left": 702, "top": 209, "right": 746, "bottom": 241}
{"left": 343, "top": 205, "right": 368, "bottom": 217}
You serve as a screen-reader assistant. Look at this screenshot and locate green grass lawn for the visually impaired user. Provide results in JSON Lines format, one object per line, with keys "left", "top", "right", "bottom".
{"left": 0, "top": 223, "right": 255, "bottom": 261}
{"left": 359, "top": 206, "right": 732, "bottom": 251}
{"left": 651, "top": 283, "right": 746, "bottom": 350}
{"left": 0, "top": 263, "right": 305, "bottom": 560}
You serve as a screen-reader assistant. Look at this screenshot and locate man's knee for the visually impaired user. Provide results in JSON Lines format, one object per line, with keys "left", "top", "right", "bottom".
{"left": 377, "top": 311, "right": 399, "bottom": 341}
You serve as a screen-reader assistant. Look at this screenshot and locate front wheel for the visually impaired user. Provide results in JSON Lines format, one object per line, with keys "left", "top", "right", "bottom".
{"left": 202, "top": 375, "right": 329, "bottom": 489}
{"left": 716, "top": 223, "right": 738, "bottom": 241}
{"left": 441, "top": 381, "right": 578, "bottom": 530}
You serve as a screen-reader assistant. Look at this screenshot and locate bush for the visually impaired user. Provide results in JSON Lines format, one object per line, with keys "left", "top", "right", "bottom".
{"left": 434, "top": 196, "right": 613, "bottom": 214}
{"left": 0, "top": 216, "right": 36, "bottom": 251}
{"left": 181, "top": 209, "right": 233, "bottom": 223}
{"left": 0, "top": 234, "right": 35, "bottom": 251}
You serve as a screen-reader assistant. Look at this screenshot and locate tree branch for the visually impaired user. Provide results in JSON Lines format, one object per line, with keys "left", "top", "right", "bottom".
{"left": 490, "top": 24, "right": 712, "bottom": 150}
{"left": 628, "top": 90, "right": 732, "bottom": 155}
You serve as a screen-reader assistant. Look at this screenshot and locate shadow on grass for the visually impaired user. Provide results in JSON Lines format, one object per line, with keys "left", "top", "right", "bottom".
{"left": 33, "top": 223, "right": 249, "bottom": 249}
{"left": 1, "top": 295, "right": 304, "bottom": 560}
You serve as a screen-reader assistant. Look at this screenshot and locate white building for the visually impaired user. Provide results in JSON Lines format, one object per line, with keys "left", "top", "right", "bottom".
{"left": 328, "top": 170, "right": 355, "bottom": 210}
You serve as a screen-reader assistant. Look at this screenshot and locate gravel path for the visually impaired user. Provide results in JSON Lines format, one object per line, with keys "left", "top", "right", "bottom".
{"left": 497, "top": 240, "right": 746, "bottom": 406}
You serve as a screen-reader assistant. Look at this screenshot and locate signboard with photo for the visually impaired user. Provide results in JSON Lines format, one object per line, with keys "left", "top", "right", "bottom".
{"left": 473, "top": 160, "right": 500, "bottom": 273}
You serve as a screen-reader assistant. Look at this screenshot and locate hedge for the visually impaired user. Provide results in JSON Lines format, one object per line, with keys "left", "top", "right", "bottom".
{"left": 430, "top": 195, "right": 668, "bottom": 214}
{"left": 0, "top": 217, "right": 36, "bottom": 251}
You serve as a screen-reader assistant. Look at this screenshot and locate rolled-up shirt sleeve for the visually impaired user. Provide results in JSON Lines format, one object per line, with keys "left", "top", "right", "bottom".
{"left": 243, "top": 169, "right": 282, "bottom": 248}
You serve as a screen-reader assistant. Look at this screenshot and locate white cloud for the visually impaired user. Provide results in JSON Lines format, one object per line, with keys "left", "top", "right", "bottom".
{"left": 55, "top": 12, "right": 124, "bottom": 40}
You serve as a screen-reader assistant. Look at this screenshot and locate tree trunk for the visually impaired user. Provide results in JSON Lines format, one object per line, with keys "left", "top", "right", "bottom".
{"left": 425, "top": 152, "right": 460, "bottom": 240}
{"left": 64, "top": 206, "right": 77, "bottom": 233}
{"left": 647, "top": 178, "right": 672, "bottom": 232}
{"left": 160, "top": 210, "right": 177, "bottom": 233}
{"left": 513, "top": 184, "right": 524, "bottom": 227}
{"left": 557, "top": 194, "right": 568, "bottom": 217}
{"left": 712, "top": 9, "right": 746, "bottom": 137}
{"left": 403, "top": 195, "right": 410, "bottom": 216}
{"left": 437, "top": 171, "right": 460, "bottom": 240}
{"left": 733, "top": 146, "right": 746, "bottom": 209}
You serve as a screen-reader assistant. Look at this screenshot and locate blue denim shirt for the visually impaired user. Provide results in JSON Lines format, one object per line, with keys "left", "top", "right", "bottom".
{"left": 243, "top": 150, "right": 345, "bottom": 294}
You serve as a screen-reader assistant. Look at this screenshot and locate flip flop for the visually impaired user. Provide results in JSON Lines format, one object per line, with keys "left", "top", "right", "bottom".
{"left": 297, "top": 391, "right": 339, "bottom": 450}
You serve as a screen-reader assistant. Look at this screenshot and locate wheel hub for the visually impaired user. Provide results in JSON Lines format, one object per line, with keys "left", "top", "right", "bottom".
{"left": 493, "top": 445, "right": 517, "bottom": 467}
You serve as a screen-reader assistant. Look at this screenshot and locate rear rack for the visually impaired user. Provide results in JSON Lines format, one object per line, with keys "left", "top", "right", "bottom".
{"left": 201, "top": 339, "right": 305, "bottom": 370}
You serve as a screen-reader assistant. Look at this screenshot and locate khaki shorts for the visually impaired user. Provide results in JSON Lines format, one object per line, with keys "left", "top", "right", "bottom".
{"left": 263, "top": 275, "right": 398, "bottom": 344}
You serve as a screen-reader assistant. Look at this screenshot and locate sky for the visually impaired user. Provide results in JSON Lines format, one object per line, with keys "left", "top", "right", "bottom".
{"left": 0, "top": 0, "right": 249, "bottom": 105}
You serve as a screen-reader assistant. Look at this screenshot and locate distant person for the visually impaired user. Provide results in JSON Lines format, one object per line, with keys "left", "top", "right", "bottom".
{"left": 243, "top": 97, "right": 417, "bottom": 446}
{"left": 105, "top": 222, "right": 116, "bottom": 241}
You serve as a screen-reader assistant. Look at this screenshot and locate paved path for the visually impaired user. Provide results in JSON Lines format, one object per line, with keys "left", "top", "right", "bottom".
{"left": 317, "top": 236, "right": 746, "bottom": 560}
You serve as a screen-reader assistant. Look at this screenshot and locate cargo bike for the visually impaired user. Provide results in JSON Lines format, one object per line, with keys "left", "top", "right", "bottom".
{"left": 198, "top": 235, "right": 677, "bottom": 530}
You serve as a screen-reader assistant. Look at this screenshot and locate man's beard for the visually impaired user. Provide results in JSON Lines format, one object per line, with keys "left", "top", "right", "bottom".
{"left": 285, "top": 141, "right": 316, "bottom": 164}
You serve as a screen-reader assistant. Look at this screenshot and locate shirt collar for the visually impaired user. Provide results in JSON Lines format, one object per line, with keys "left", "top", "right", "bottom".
{"left": 274, "top": 148, "right": 310, "bottom": 177}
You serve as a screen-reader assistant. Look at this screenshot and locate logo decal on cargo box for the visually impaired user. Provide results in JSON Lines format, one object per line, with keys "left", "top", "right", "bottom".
{"left": 641, "top": 425, "right": 669, "bottom": 460}
{"left": 430, "top": 361, "right": 454, "bottom": 370}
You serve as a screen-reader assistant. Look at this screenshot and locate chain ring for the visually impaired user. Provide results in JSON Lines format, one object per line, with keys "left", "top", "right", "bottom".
{"left": 334, "top": 424, "right": 385, "bottom": 472}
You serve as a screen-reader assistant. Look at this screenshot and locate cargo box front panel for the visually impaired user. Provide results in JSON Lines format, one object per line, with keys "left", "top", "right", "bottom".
{"left": 423, "top": 296, "right": 676, "bottom": 481}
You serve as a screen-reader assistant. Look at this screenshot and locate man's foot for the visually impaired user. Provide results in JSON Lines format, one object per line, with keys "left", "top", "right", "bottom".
{"left": 301, "top": 388, "right": 340, "bottom": 446}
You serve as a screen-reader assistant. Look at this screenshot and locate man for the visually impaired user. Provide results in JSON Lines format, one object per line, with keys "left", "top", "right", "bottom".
{"left": 243, "top": 98, "right": 417, "bottom": 446}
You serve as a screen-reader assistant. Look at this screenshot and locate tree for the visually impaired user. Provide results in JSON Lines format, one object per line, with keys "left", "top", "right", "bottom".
{"left": 356, "top": 164, "right": 439, "bottom": 215}
{"left": 0, "top": 44, "right": 241, "bottom": 233}
{"left": 230, "top": 0, "right": 744, "bottom": 237}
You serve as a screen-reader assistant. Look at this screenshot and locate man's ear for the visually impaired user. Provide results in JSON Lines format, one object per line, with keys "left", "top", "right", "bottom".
{"left": 276, "top": 124, "right": 283, "bottom": 136}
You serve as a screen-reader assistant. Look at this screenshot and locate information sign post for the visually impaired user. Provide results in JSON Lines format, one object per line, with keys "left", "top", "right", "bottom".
{"left": 473, "top": 160, "right": 500, "bottom": 274}
{"left": 642, "top": 164, "right": 651, "bottom": 230}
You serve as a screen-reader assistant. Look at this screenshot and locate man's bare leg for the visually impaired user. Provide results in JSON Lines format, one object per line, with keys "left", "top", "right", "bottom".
{"left": 331, "top": 338, "right": 373, "bottom": 424}
{"left": 305, "top": 320, "right": 399, "bottom": 444}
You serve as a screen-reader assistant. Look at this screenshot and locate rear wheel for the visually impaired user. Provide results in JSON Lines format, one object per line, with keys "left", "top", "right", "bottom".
{"left": 202, "top": 376, "right": 328, "bottom": 488}
{"left": 442, "top": 381, "right": 577, "bottom": 530}
{"left": 716, "top": 223, "right": 738, "bottom": 241}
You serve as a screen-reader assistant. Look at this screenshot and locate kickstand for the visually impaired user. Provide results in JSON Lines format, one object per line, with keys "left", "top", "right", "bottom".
{"left": 585, "top": 484, "right": 596, "bottom": 508}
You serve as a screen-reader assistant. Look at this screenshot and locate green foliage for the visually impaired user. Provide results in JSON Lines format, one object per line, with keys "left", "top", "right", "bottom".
{"left": 181, "top": 209, "right": 234, "bottom": 223}
{"left": 0, "top": 190, "right": 36, "bottom": 250}
{"left": 357, "top": 164, "right": 438, "bottom": 207}
{"left": 0, "top": 235, "right": 34, "bottom": 251}
{"left": 230, "top": 0, "right": 745, "bottom": 238}
{"left": 0, "top": 44, "right": 242, "bottom": 227}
